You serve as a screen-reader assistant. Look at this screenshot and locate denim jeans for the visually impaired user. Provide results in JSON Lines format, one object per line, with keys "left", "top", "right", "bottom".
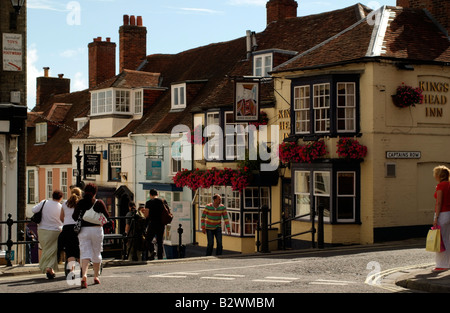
{"left": 206, "top": 228, "right": 223, "bottom": 256}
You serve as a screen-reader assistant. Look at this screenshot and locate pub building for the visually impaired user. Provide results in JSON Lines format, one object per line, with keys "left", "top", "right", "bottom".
{"left": 270, "top": 1, "right": 450, "bottom": 247}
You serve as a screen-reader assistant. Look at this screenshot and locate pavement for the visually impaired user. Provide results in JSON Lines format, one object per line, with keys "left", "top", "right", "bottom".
{"left": 2, "top": 240, "right": 450, "bottom": 293}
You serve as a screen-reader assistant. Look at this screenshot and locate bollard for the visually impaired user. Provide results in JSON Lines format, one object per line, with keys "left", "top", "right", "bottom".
{"left": 261, "top": 205, "right": 269, "bottom": 253}
{"left": 177, "top": 224, "right": 183, "bottom": 258}
{"left": 6, "top": 214, "right": 13, "bottom": 266}
{"left": 318, "top": 205, "right": 324, "bottom": 249}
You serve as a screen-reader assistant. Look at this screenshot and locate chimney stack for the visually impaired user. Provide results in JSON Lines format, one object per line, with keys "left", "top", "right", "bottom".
{"left": 266, "top": 0, "right": 298, "bottom": 25}
{"left": 397, "top": 0, "right": 449, "bottom": 35}
{"left": 88, "top": 36, "right": 116, "bottom": 88}
{"left": 36, "top": 67, "right": 70, "bottom": 105}
{"left": 119, "top": 14, "right": 147, "bottom": 72}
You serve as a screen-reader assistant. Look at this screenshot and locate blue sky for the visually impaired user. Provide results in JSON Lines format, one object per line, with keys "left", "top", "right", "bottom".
{"left": 27, "top": 0, "right": 397, "bottom": 109}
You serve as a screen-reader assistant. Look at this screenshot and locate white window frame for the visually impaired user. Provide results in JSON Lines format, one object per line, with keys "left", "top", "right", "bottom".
{"left": 313, "top": 83, "right": 330, "bottom": 133}
{"left": 171, "top": 83, "right": 186, "bottom": 110}
{"left": 314, "top": 171, "right": 331, "bottom": 222}
{"left": 205, "top": 112, "right": 221, "bottom": 160}
{"left": 295, "top": 171, "right": 311, "bottom": 218}
{"left": 225, "top": 111, "right": 248, "bottom": 160}
{"left": 336, "top": 82, "right": 356, "bottom": 133}
{"left": 46, "top": 170, "right": 53, "bottom": 199}
{"left": 36, "top": 123, "right": 47, "bottom": 143}
{"left": 134, "top": 89, "right": 143, "bottom": 115}
{"left": 170, "top": 140, "right": 182, "bottom": 175}
{"left": 27, "top": 170, "right": 36, "bottom": 204}
{"left": 253, "top": 53, "right": 272, "bottom": 77}
{"left": 294, "top": 85, "right": 310, "bottom": 134}
{"left": 109, "top": 143, "right": 122, "bottom": 168}
{"left": 90, "top": 88, "right": 133, "bottom": 116}
{"left": 61, "top": 170, "right": 68, "bottom": 199}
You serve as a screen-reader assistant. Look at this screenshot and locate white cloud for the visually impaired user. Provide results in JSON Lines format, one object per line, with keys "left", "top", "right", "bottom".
{"left": 27, "top": 0, "right": 67, "bottom": 11}
{"left": 178, "top": 8, "right": 224, "bottom": 14}
{"left": 60, "top": 47, "right": 85, "bottom": 58}
{"left": 27, "top": 44, "right": 43, "bottom": 109}
{"left": 228, "top": 0, "right": 267, "bottom": 6}
{"left": 73, "top": 72, "right": 88, "bottom": 91}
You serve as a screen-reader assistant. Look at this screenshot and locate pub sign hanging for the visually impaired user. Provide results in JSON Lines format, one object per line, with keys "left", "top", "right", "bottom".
{"left": 234, "top": 80, "right": 260, "bottom": 122}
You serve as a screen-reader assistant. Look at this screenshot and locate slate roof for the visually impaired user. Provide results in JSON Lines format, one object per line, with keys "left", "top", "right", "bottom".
{"left": 27, "top": 2, "right": 450, "bottom": 167}
{"left": 274, "top": 6, "right": 450, "bottom": 72}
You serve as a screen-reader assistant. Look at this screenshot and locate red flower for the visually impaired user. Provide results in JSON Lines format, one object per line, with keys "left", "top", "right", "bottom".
{"left": 278, "top": 140, "right": 327, "bottom": 164}
{"left": 336, "top": 138, "right": 367, "bottom": 160}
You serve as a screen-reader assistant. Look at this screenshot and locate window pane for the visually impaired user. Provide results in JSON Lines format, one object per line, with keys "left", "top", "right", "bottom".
{"left": 314, "top": 172, "right": 330, "bottom": 195}
{"left": 295, "top": 171, "right": 310, "bottom": 194}
{"left": 338, "top": 172, "right": 355, "bottom": 195}
{"left": 337, "top": 197, "right": 354, "bottom": 220}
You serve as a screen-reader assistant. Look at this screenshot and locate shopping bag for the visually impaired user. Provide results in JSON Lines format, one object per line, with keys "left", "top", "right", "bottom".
{"left": 426, "top": 227, "right": 444, "bottom": 252}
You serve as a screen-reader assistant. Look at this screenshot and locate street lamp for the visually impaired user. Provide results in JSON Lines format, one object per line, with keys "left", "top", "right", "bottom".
{"left": 10, "top": 0, "right": 25, "bottom": 14}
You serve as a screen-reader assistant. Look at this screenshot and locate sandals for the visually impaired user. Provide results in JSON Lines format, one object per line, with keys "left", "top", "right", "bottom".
{"left": 45, "top": 269, "right": 55, "bottom": 279}
{"left": 94, "top": 277, "right": 100, "bottom": 285}
{"left": 81, "top": 277, "right": 87, "bottom": 289}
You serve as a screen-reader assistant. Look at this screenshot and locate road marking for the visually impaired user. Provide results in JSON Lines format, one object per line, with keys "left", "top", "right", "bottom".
{"left": 201, "top": 276, "right": 236, "bottom": 280}
{"left": 252, "top": 279, "right": 292, "bottom": 283}
{"left": 265, "top": 276, "right": 300, "bottom": 280}
{"left": 214, "top": 274, "right": 246, "bottom": 278}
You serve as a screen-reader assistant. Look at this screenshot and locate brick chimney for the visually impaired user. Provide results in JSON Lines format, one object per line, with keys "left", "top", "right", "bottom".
{"left": 266, "top": 0, "right": 298, "bottom": 25}
{"left": 36, "top": 67, "right": 70, "bottom": 105}
{"left": 397, "top": 0, "right": 449, "bottom": 35}
{"left": 88, "top": 37, "right": 116, "bottom": 89}
{"left": 119, "top": 15, "right": 147, "bottom": 72}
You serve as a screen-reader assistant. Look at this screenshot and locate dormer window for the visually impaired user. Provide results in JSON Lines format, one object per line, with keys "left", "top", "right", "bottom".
{"left": 90, "top": 88, "right": 143, "bottom": 116}
{"left": 253, "top": 53, "right": 272, "bottom": 77}
{"left": 36, "top": 122, "right": 47, "bottom": 143}
{"left": 171, "top": 83, "right": 186, "bottom": 110}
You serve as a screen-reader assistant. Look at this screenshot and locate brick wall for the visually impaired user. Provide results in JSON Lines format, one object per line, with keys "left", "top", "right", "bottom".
{"left": 119, "top": 15, "right": 147, "bottom": 72}
{"left": 36, "top": 74, "right": 70, "bottom": 106}
{"left": 266, "top": 0, "right": 298, "bottom": 25}
{"left": 88, "top": 37, "right": 116, "bottom": 88}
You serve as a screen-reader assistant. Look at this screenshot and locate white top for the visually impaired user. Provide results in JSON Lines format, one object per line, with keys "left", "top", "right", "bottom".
{"left": 62, "top": 200, "right": 77, "bottom": 226}
{"left": 32, "top": 199, "right": 63, "bottom": 231}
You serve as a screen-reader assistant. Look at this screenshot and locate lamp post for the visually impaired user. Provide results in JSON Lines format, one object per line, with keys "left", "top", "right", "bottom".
{"left": 10, "top": 0, "right": 25, "bottom": 14}
{"left": 9, "top": 0, "right": 25, "bottom": 30}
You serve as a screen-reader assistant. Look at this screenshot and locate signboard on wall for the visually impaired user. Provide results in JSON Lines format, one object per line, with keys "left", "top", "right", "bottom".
{"left": 84, "top": 154, "right": 101, "bottom": 174}
{"left": 386, "top": 151, "right": 421, "bottom": 159}
{"left": 3, "top": 33, "right": 22, "bottom": 71}
{"left": 234, "top": 81, "right": 259, "bottom": 122}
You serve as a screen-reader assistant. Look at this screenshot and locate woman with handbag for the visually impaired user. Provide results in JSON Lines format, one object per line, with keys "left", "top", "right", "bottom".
{"left": 433, "top": 166, "right": 450, "bottom": 271}
{"left": 72, "top": 183, "right": 109, "bottom": 288}
{"left": 31, "top": 190, "right": 63, "bottom": 279}
{"left": 58, "top": 187, "right": 82, "bottom": 274}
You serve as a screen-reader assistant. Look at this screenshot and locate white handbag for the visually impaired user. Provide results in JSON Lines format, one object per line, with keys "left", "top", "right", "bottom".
{"left": 82, "top": 200, "right": 108, "bottom": 225}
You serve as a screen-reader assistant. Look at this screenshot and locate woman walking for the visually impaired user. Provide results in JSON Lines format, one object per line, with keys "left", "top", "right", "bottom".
{"left": 72, "top": 183, "right": 109, "bottom": 288}
{"left": 59, "top": 187, "right": 82, "bottom": 272}
{"left": 31, "top": 190, "right": 63, "bottom": 279}
{"left": 433, "top": 165, "right": 450, "bottom": 271}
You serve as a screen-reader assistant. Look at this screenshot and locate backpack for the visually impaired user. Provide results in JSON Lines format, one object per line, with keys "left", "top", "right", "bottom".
{"left": 161, "top": 202, "right": 173, "bottom": 225}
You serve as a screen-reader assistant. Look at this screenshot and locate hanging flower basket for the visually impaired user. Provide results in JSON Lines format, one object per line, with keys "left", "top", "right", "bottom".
{"left": 173, "top": 167, "right": 250, "bottom": 192}
{"left": 392, "top": 83, "right": 423, "bottom": 108}
{"left": 336, "top": 138, "right": 367, "bottom": 160}
{"left": 278, "top": 140, "right": 327, "bottom": 164}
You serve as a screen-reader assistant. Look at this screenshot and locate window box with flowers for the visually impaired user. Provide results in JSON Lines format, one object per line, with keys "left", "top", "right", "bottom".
{"left": 392, "top": 83, "right": 423, "bottom": 108}
{"left": 173, "top": 166, "right": 251, "bottom": 192}
{"left": 278, "top": 140, "right": 327, "bottom": 165}
{"left": 336, "top": 138, "right": 367, "bottom": 160}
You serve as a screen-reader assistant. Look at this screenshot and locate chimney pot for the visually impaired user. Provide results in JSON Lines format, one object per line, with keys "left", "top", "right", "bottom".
{"left": 58, "top": 74, "right": 64, "bottom": 79}
{"left": 106, "top": 37, "right": 111, "bottom": 42}
{"left": 43, "top": 67, "right": 50, "bottom": 77}
{"left": 123, "top": 14, "right": 129, "bottom": 25}
{"left": 137, "top": 16, "right": 143, "bottom": 26}
{"left": 130, "top": 15, "right": 136, "bottom": 26}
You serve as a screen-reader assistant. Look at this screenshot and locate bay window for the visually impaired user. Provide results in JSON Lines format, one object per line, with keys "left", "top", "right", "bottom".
{"left": 292, "top": 75, "right": 359, "bottom": 137}
{"left": 91, "top": 88, "right": 143, "bottom": 116}
{"left": 293, "top": 162, "right": 360, "bottom": 224}
{"left": 198, "top": 186, "right": 271, "bottom": 237}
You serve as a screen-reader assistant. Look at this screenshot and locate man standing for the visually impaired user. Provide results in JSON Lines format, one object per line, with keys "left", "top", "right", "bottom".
{"left": 144, "top": 189, "right": 165, "bottom": 260}
{"left": 201, "top": 194, "right": 231, "bottom": 256}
